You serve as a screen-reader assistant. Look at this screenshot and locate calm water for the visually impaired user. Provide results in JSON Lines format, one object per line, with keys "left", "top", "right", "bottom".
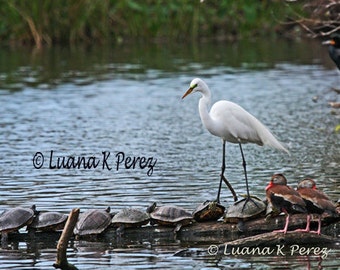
{"left": 0, "top": 39, "right": 339, "bottom": 269}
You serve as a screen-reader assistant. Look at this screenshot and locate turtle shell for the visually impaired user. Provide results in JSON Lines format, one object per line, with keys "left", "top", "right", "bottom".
{"left": 265, "top": 200, "right": 281, "bottom": 219}
{"left": 148, "top": 204, "right": 193, "bottom": 227}
{"left": 193, "top": 201, "right": 225, "bottom": 222}
{"left": 111, "top": 208, "right": 149, "bottom": 228}
{"left": 0, "top": 205, "right": 36, "bottom": 233}
{"left": 224, "top": 197, "right": 266, "bottom": 223}
{"left": 29, "top": 211, "right": 68, "bottom": 232}
{"left": 74, "top": 207, "right": 111, "bottom": 236}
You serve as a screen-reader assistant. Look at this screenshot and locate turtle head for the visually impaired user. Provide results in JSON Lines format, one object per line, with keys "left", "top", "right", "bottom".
{"left": 146, "top": 202, "right": 157, "bottom": 214}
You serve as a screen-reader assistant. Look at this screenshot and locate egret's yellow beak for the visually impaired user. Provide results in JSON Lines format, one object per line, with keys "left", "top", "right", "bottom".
{"left": 322, "top": 39, "right": 335, "bottom": 46}
{"left": 182, "top": 87, "right": 193, "bottom": 99}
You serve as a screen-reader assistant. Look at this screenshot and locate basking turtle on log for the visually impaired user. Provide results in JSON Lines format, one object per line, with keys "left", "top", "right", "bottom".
{"left": 111, "top": 208, "right": 150, "bottom": 235}
{"left": 224, "top": 196, "right": 266, "bottom": 232}
{"left": 73, "top": 207, "right": 112, "bottom": 239}
{"left": 193, "top": 201, "right": 225, "bottom": 222}
{"left": 147, "top": 203, "right": 194, "bottom": 233}
{"left": 0, "top": 205, "right": 37, "bottom": 244}
{"left": 28, "top": 211, "right": 68, "bottom": 232}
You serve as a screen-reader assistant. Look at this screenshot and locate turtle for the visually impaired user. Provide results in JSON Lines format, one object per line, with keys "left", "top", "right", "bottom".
{"left": 224, "top": 197, "right": 266, "bottom": 232}
{"left": 111, "top": 208, "right": 149, "bottom": 234}
{"left": 193, "top": 200, "right": 225, "bottom": 222}
{"left": 0, "top": 205, "right": 37, "bottom": 242}
{"left": 111, "top": 208, "right": 149, "bottom": 229}
{"left": 147, "top": 203, "right": 194, "bottom": 233}
{"left": 265, "top": 200, "right": 281, "bottom": 219}
{"left": 28, "top": 211, "right": 68, "bottom": 232}
{"left": 74, "top": 207, "right": 112, "bottom": 238}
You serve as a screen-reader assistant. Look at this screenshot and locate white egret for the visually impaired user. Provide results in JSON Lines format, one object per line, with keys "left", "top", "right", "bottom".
{"left": 182, "top": 78, "right": 289, "bottom": 205}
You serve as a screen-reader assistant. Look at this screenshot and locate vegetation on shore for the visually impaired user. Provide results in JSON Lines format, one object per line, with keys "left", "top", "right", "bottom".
{"left": 0, "top": 0, "right": 338, "bottom": 48}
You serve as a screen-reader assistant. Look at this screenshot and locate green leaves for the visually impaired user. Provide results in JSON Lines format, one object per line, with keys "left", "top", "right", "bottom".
{"left": 0, "top": 0, "right": 304, "bottom": 47}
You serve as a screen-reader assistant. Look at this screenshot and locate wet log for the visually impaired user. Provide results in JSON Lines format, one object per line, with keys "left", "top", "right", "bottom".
{"left": 4, "top": 208, "right": 340, "bottom": 247}
{"left": 112, "top": 212, "right": 340, "bottom": 244}
{"left": 53, "top": 208, "right": 79, "bottom": 270}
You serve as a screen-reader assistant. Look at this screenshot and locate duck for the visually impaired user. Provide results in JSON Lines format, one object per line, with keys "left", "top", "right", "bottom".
{"left": 265, "top": 174, "right": 306, "bottom": 234}
{"left": 296, "top": 178, "right": 337, "bottom": 235}
{"left": 323, "top": 33, "right": 340, "bottom": 70}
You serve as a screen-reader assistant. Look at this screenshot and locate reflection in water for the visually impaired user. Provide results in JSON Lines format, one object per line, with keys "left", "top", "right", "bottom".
{"left": 0, "top": 39, "right": 339, "bottom": 269}
{"left": 0, "top": 38, "right": 335, "bottom": 91}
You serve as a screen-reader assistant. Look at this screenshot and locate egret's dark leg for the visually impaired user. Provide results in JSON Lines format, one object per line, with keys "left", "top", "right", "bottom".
{"left": 239, "top": 143, "right": 259, "bottom": 210}
{"left": 217, "top": 141, "right": 237, "bottom": 203}
{"left": 216, "top": 150, "right": 224, "bottom": 204}
{"left": 239, "top": 143, "right": 250, "bottom": 198}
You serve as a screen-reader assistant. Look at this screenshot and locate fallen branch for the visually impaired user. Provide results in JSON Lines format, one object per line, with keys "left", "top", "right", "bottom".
{"left": 3, "top": 207, "right": 339, "bottom": 249}
{"left": 53, "top": 208, "right": 79, "bottom": 270}
{"left": 279, "top": 0, "right": 340, "bottom": 38}
{"left": 106, "top": 210, "right": 339, "bottom": 246}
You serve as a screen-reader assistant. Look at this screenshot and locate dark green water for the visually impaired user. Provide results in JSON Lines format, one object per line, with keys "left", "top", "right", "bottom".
{"left": 0, "top": 39, "right": 339, "bottom": 269}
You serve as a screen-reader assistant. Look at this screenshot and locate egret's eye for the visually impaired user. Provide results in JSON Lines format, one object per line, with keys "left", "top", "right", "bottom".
{"left": 191, "top": 83, "right": 198, "bottom": 89}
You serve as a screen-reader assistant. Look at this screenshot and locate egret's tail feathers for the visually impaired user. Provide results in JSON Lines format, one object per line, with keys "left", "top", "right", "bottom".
{"left": 255, "top": 120, "right": 290, "bottom": 155}
{"left": 265, "top": 139, "right": 290, "bottom": 155}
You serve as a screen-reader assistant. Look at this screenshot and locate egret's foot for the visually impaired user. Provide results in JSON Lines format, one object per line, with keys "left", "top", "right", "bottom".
{"left": 240, "top": 194, "right": 262, "bottom": 201}
{"left": 240, "top": 196, "right": 261, "bottom": 212}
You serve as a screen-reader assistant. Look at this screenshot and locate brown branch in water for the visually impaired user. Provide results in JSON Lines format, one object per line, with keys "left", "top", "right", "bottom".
{"left": 53, "top": 208, "right": 80, "bottom": 270}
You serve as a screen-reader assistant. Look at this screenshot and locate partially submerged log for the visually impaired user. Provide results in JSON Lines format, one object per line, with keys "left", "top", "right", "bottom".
{"left": 172, "top": 210, "right": 340, "bottom": 258}
{"left": 4, "top": 208, "right": 340, "bottom": 248}
{"left": 114, "top": 211, "right": 339, "bottom": 243}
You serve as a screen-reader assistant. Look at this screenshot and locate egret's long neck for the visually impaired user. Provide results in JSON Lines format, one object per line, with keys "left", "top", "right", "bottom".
{"left": 198, "top": 88, "right": 213, "bottom": 130}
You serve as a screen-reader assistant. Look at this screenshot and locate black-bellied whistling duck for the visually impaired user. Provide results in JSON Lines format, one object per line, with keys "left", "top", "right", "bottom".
{"left": 296, "top": 178, "right": 337, "bottom": 235}
{"left": 265, "top": 174, "right": 306, "bottom": 234}
{"left": 323, "top": 33, "right": 340, "bottom": 70}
